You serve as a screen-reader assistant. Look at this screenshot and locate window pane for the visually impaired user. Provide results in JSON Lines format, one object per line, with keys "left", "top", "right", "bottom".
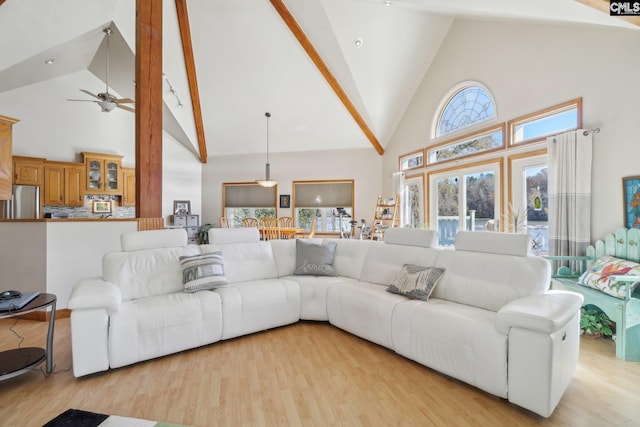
{"left": 400, "top": 151, "right": 424, "bottom": 171}
{"left": 466, "top": 171, "right": 495, "bottom": 232}
{"left": 436, "top": 85, "right": 496, "bottom": 137}
{"left": 437, "top": 177, "right": 458, "bottom": 246}
{"left": 404, "top": 177, "right": 424, "bottom": 228}
{"left": 225, "top": 208, "right": 276, "bottom": 227}
{"left": 513, "top": 108, "right": 577, "bottom": 144}
{"left": 295, "top": 207, "right": 353, "bottom": 235}
{"left": 428, "top": 126, "right": 503, "bottom": 164}
{"left": 525, "top": 165, "right": 548, "bottom": 255}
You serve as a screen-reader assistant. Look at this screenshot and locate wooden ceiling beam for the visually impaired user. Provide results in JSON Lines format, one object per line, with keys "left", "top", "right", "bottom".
{"left": 575, "top": 0, "right": 640, "bottom": 27}
{"left": 269, "top": 0, "right": 384, "bottom": 156}
{"left": 175, "top": 0, "right": 208, "bottom": 163}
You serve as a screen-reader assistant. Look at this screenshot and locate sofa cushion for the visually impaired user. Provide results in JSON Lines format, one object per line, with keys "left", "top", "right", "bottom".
{"left": 180, "top": 252, "right": 227, "bottom": 292}
{"left": 204, "top": 242, "right": 278, "bottom": 283}
{"left": 103, "top": 245, "right": 202, "bottom": 301}
{"left": 386, "top": 264, "right": 445, "bottom": 301}
{"left": 121, "top": 229, "right": 188, "bottom": 252}
{"left": 383, "top": 228, "right": 438, "bottom": 248}
{"left": 208, "top": 227, "right": 260, "bottom": 244}
{"left": 432, "top": 249, "right": 550, "bottom": 312}
{"left": 578, "top": 255, "right": 640, "bottom": 299}
{"left": 325, "top": 238, "right": 373, "bottom": 280}
{"left": 454, "top": 231, "right": 531, "bottom": 256}
{"left": 294, "top": 239, "right": 337, "bottom": 276}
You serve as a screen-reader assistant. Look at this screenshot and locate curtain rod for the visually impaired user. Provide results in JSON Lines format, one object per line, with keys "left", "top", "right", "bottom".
{"left": 552, "top": 128, "right": 600, "bottom": 143}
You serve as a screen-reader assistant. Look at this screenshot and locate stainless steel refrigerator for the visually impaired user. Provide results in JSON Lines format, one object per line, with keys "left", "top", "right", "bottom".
{"left": 0, "top": 185, "right": 40, "bottom": 219}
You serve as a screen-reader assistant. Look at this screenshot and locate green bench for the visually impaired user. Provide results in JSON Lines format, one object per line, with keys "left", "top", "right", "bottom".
{"left": 546, "top": 227, "right": 640, "bottom": 362}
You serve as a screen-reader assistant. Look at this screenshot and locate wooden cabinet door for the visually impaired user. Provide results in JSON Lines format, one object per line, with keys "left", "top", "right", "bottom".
{"left": 0, "top": 116, "right": 18, "bottom": 200}
{"left": 65, "top": 165, "right": 85, "bottom": 206}
{"left": 44, "top": 165, "right": 64, "bottom": 206}
{"left": 13, "top": 157, "right": 45, "bottom": 186}
{"left": 122, "top": 168, "right": 135, "bottom": 206}
{"left": 83, "top": 152, "right": 123, "bottom": 195}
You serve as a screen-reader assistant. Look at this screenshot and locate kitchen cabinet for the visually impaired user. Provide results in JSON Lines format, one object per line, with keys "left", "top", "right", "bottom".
{"left": 44, "top": 161, "right": 85, "bottom": 206}
{"left": 0, "top": 115, "right": 19, "bottom": 200}
{"left": 13, "top": 155, "right": 45, "bottom": 186}
{"left": 82, "top": 152, "right": 123, "bottom": 195}
{"left": 122, "top": 167, "right": 135, "bottom": 206}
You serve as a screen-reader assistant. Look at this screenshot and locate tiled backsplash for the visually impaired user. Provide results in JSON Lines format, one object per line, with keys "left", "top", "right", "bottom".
{"left": 44, "top": 195, "right": 135, "bottom": 219}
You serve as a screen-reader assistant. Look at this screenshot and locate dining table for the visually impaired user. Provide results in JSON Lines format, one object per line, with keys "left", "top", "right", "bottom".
{"left": 258, "top": 227, "right": 305, "bottom": 240}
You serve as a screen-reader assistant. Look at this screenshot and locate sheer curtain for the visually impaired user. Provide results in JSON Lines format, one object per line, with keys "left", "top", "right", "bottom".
{"left": 547, "top": 130, "right": 593, "bottom": 262}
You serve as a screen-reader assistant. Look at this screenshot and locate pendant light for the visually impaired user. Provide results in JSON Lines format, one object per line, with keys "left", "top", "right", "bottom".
{"left": 257, "top": 112, "right": 277, "bottom": 188}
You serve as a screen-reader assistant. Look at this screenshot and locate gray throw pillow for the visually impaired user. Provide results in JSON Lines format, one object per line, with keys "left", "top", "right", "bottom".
{"left": 386, "top": 264, "right": 445, "bottom": 301}
{"left": 294, "top": 239, "right": 337, "bottom": 276}
{"left": 180, "top": 251, "right": 227, "bottom": 292}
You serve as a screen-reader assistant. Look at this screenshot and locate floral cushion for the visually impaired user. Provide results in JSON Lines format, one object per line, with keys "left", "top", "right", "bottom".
{"left": 578, "top": 255, "right": 640, "bottom": 299}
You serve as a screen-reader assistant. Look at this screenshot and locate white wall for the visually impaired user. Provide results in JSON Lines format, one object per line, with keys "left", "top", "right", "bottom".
{"left": 385, "top": 19, "right": 640, "bottom": 241}
{"left": 202, "top": 148, "right": 383, "bottom": 226}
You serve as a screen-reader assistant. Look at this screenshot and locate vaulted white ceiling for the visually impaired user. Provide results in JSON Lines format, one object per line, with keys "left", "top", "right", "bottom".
{"left": 0, "top": 0, "right": 636, "bottom": 159}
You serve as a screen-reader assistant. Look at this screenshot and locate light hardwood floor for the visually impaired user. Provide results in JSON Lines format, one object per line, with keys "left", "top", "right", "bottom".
{"left": 0, "top": 317, "right": 639, "bottom": 427}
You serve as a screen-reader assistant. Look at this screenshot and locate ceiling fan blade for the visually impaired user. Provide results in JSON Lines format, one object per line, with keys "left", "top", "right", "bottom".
{"left": 67, "top": 99, "right": 99, "bottom": 103}
{"left": 117, "top": 104, "right": 135, "bottom": 113}
{"left": 115, "top": 98, "right": 135, "bottom": 104}
{"left": 79, "top": 89, "right": 100, "bottom": 100}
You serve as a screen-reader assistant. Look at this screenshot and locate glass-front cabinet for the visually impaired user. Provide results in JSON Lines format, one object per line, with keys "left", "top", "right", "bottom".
{"left": 82, "top": 152, "right": 123, "bottom": 195}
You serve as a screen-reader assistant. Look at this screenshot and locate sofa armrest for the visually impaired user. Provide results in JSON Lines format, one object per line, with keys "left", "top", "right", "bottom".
{"left": 495, "top": 290, "right": 584, "bottom": 335}
{"left": 68, "top": 277, "right": 122, "bottom": 312}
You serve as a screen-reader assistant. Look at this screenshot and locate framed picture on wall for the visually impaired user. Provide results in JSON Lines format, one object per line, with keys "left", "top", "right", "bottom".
{"left": 92, "top": 200, "right": 112, "bottom": 213}
{"left": 279, "top": 194, "right": 291, "bottom": 209}
{"left": 623, "top": 176, "right": 640, "bottom": 228}
{"left": 173, "top": 200, "right": 191, "bottom": 215}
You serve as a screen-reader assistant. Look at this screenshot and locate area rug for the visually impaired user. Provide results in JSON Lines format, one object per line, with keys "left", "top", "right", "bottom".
{"left": 43, "top": 408, "right": 191, "bottom": 427}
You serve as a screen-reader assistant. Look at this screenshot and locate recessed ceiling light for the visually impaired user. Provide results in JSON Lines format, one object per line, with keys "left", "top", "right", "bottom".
{"left": 354, "top": 38, "right": 363, "bottom": 48}
{"left": 44, "top": 58, "right": 55, "bottom": 64}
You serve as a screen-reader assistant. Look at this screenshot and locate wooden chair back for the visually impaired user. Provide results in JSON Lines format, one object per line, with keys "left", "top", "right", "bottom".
{"left": 298, "top": 217, "right": 317, "bottom": 238}
{"left": 242, "top": 217, "right": 258, "bottom": 228}
{"left": 278, "top": 216, "right": 293, "bottom": 239}
{"left": 220, "top": 217, "right": 230, "bottom": 228}
{"left": 260, "top": 216, "right": 279, "bottom": 240}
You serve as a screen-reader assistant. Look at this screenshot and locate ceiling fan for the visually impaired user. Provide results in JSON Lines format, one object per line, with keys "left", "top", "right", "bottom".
{"left": 68, "top": 27, "right": 135, "bottom": 113}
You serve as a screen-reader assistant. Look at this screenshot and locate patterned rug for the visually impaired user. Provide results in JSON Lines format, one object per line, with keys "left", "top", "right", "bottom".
{"left": 43, "top": 409, "right": 191, "bottom": 427}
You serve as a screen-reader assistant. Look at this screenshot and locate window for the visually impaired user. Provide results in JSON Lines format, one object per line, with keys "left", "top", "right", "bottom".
{"left": 293, "top": 180, "right": 354, "bottom": 235}
{"left": 399, "top": 149, "right": 424, "bottom": 171}
{"left": 222, "top": 182, "right": 277, "bottom": 227}
{"left": 427, "top": 124, "right": 504, "bottom": 165}
{"left": 428, "top": 160, "right": 502, "bottom": 246}
{"left": 433, "top": 82, "right": 496, "bottom": 138}
{"left": 508, "top": 98, "right": 582, "bottom": 146}
{"left": 404, "top": 174, "right": 425, "bottom": 228}
{"left": 508, "top": 151, "right": 548, "bottom": 255}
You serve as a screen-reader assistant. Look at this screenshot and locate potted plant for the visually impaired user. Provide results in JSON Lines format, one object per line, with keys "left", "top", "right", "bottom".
{"left": 580, "top": 305, "right": 614, "bottom": 339}
{"left": 196, "top": 223, "right": 215, "bottom": 244}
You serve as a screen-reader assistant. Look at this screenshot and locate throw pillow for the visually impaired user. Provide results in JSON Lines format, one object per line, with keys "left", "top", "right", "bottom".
{"left": 386, "top": 264, "right": 445, "bottom": 301}
{"left": 180, "top": 252, "right": 227, "bottom": 292}
{"left": 578, "top": 255, "right": 640, "bottom": 299}
{"left": 294, "top": 239, "right": 337, "bottom": 276}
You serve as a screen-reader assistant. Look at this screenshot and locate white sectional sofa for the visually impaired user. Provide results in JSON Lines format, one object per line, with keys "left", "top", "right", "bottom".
{"left": 68, "top": 227, "right": 583, "bottom": 417}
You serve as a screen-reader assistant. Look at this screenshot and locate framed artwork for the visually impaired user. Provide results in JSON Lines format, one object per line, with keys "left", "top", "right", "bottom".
{"left": 173, "top": 200, "right": 191, "bottom": 215}
{"left": 92, "top": 200, "right": 112, "bottom": 213}
{"left": 279, "top": 194, "right": 291, "bottom": 209}
{"left": 623, "top": 176, "right": 640, "bottom": 228}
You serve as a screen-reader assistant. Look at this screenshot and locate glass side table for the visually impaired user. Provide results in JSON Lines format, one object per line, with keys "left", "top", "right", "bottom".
{"left": 0, "top": 293, "right": 56, "bottom": 380}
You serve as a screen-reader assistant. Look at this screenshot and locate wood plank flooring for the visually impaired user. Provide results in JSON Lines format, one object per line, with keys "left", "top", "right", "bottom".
{"left": 0, "top": 317, "right": 639, "bottom": 426}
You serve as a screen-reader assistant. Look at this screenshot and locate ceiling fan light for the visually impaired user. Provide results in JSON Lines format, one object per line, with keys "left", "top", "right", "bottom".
{"left": 98, "top": 101, "right": 117, "bottom": 112}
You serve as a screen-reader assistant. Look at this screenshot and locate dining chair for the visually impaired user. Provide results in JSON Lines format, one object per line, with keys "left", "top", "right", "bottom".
{"left": 298, "top": 217, "right": 317, "bottom": 238}
{"left": 242, "top": 217, "right": 258, "bottom": 228}
{"left": 277, "top": 216, "right": 293, "bottom": 239}
{"left": 220, "top": 217, "right": 230, "bottom": 228}
{"left": 259, "top": 216, "right": 279, "bottom": 240}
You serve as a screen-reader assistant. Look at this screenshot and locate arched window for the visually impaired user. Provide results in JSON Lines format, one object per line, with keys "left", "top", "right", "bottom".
{"left": 432, "top": 82, "right": 496, "bottom": 138}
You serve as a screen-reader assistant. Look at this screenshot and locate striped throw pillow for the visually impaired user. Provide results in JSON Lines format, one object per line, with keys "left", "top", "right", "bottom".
{"left": 180, "top": 252, "right": 227, "bottom": 292}
{"left": 386, "top": 264, "right": 445, "bottom": 301}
